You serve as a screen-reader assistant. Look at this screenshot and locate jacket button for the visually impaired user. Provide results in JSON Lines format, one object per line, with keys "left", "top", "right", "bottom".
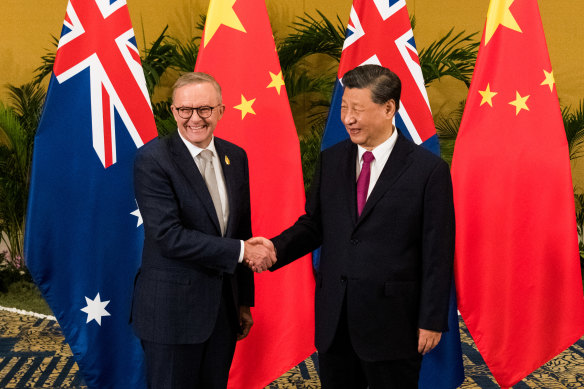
{"left": 340, "top": 276, "right": 347, "bottom": 284}
{"left": 350, "top": 239, "right": 359, "bottom": 245}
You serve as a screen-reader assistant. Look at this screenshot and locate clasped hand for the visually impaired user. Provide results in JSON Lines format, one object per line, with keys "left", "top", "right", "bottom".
{"left": 243, "top": 237, "right": 276, "bottom": 273}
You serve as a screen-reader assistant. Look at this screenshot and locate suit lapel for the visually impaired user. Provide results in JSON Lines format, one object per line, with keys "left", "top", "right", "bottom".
{"left": 356, "top": 133, "right": 413, "bottom": 227}
{"left": 344, "top": 141, "right": 359, "bottom": 226}
{"left": 167, "top": 131, "right": 222, "bottom": 234}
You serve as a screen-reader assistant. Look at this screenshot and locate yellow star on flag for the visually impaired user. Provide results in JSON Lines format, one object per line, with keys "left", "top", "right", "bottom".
{"left": 541, "top": 70, "right": 555, "bottom": 92}
{"left": 203, "top": 0, "right": 246, "bottom": 47}
{"left": 484, "top": 0, "right": 522, "bottom": 45}
{"left": 234, "top": 95, "right": 256, "bottom": 119}
{"left": 509, "top": 91, "right": 530, "bottom": 115}
{"left": 267, "top": 71, "right": 286, "bottom": 95}
{"left": 479, "top": 84, "right": 498, "bottom": 107}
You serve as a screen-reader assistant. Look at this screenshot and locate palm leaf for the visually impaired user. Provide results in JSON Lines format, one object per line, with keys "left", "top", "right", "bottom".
{"left": 141, "top": 26, "right": 176, "bottom": 95}
{"left": 152, "top": 99, "right": 176, "bottom": 137}
{"left": 435, "top": 100, "right": 465, "bottom": 166}
{"left": 562, "top": 100, "right": 584, "bottom": 160}
{"left": 166, "top": 36, "right": 201, "bottom": 72}
{"left": 0, "top": 103, "right": 29, "bottom": 262}
{"left": 277, "top": 11, "right": 345, "bottom": 71}
{"left": 419, "top": 29, "right": 479, "bottom": 87}
{"left": 33, "top": 36, "right": 59, "bottom": 85}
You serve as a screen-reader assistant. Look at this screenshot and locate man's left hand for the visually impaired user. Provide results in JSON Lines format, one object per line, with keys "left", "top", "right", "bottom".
{"left": 237, "top": 306, "right": 253, "bottom": 341}
{"left": 418, "top": 329, "right": 442, "bottom": 355}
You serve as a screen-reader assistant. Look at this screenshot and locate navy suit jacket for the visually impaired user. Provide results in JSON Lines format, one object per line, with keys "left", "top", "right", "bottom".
{"left": 131, "top": 131, "right": 254, "bottom": 344}
{"left": 272, "top": 132, "right": 455, "bottom": 361}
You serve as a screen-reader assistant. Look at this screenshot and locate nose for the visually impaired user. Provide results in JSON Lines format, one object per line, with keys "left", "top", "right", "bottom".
{"left": 189, "top": 110, "right": 205, "bottom": 123}
{"left": 342, "top": 109, "right": 356, "bottom": 125}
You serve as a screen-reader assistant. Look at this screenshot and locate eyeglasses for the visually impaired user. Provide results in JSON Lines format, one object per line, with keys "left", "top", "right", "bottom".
{"left": 174, "top": 105, "right": 221, "bottom": 119}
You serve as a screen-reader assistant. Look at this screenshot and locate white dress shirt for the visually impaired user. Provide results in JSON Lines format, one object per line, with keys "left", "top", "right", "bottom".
{"left": 356, "top": 128, "right": 398, "bottom": 200}
{"left": 178, "top": 131, "right": 245, "bottom": 262}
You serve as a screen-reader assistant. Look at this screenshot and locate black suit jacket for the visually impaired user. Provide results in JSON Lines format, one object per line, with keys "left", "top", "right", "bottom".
{"left": 131, "top": 131, "right": 254, "bottom": 344}
{"left": 272, "top": 133, "right": 455, "bottom": 361}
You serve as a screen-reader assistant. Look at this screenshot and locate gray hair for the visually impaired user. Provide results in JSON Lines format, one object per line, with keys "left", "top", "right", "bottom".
{"left": 342, "top": 65, "right": 401, "bottom": 110}
{"left": 172, "top": 72, "right": 222, "bottom": 103}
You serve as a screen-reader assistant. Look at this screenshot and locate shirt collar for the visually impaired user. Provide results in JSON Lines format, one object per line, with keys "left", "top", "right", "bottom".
{"left": 357, "top": 127, "right": 398, "bottom": 162}
{"left": 177, "top": 130, "right": 217, "bottom": 160}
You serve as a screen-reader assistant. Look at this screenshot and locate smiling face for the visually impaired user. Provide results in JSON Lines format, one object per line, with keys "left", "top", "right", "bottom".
{"left": 171, "top": 82, "right": 225, "bottom": 149}
{"left": 341, "top": 87, "right": 396, "bottom": 150}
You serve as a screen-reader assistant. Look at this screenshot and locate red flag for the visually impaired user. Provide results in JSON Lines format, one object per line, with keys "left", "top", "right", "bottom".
{"left": 451, "top": 0, "right": 584, "bottom": 387}
{"left": 195, "top": 0, "right": 316, "bottom": 387}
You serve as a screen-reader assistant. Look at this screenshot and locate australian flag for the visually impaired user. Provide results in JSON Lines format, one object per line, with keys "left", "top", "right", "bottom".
{"left": 321, "top": 0, "right": 465, "bottom": 387}
{"left": 24, "top": 0, "right": 157, "bottom": 387}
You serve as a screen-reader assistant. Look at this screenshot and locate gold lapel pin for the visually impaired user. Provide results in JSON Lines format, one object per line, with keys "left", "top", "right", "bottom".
{"left": 225, "top": 155, "right": 230, "bottom": 165}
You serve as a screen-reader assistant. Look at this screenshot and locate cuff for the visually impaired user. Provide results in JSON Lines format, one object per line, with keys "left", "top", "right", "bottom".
{"left": 238, "top": 240, "right": 244, "bottom": 263}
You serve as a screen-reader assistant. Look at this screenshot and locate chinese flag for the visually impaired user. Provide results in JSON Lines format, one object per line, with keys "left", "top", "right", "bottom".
{"left": 451, "top": 0, "right": 584, "bottom": 387}
{"left": 195, "top": 0, "right": 316, "bottom": 388}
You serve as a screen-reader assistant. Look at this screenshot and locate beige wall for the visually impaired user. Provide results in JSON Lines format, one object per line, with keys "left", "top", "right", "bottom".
{"left": 2, "top": 0, "right": 582, "bottom": 104}
{"left": 1, "top": 0, "right": 582, "bottom": 187}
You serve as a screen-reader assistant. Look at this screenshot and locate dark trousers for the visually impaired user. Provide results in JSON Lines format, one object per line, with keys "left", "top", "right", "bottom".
{"left": 318, "top": 299, "right": 422, "bottom": 389}
{"left": 142, "top": 283, "right": 238, "bottom": 389}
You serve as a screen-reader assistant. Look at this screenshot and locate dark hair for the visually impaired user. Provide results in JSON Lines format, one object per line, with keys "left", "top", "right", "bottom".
{"left": 342, "top": 65, "right": 401, "bottom": 110}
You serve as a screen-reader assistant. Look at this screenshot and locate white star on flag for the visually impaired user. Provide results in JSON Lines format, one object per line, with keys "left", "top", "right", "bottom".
{"left": 81, "top": 293, "right": 111, "bottom": 326}
{"left": 131, "top": 206, "right": 143, "bottom": 227}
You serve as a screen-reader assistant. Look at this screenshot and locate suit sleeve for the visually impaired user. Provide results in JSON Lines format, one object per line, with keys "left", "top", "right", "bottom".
{"left": 418, "top": 159, "right": 455, "bottom": 331}
{"left": 235, "top": 153, "right": 254, "bottom": 307}
{"left": 270, "top": 155, "right": 324, "bottom": 270}
{"left": 134, "top": 147, "right": 241, "bottom": 274}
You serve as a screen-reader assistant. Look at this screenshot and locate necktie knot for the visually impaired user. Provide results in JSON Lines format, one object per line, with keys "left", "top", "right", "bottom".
{"left": 362, "top": 151, "right": 375, "bottom": 164}
{"left": 199, "top": 149, "right": 213, "bottom": 162}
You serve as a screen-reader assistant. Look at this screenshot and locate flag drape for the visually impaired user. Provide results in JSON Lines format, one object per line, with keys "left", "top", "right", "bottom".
{"left": 195, "top": 0, "right": 316, "bottom": 387}
{"left": 452, "top": 0, "right": 584, "bottom": 387}
{"left": 25, "top": 0, "right": 157, "bottom": 387}
{"left": 321, "top": 1, "right": 464, "bottom": 388}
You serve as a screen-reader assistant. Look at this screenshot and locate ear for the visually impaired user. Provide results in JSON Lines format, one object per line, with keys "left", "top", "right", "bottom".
{"left": 385, "top": 99, "right": 397, "bottom": 118}
{"left": 217, "top": 104, "right": 225, "bottom": 120}
{"left": 170, "top": 105, "right": 181, "bottom": 123}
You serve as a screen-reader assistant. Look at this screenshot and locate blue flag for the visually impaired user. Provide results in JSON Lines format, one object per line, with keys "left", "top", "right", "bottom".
{"left": 320, "top": 0, "right": 464, "bottom": 388}
{"left": 24, "top": 0, "right": 158, "bottom": 387}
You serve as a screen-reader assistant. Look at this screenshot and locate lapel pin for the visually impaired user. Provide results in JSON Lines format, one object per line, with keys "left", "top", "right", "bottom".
{"left": 225, "top": 155, "right": 230, "bottom": 165}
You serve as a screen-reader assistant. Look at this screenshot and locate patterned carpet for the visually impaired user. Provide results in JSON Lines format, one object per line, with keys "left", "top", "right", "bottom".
{"left": 0, "top": 309, "right": 583, "bottom": 388}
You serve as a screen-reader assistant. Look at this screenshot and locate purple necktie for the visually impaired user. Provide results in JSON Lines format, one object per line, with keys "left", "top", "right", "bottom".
{"left": 356, "top": 151, "right": 375, "bottom": 216}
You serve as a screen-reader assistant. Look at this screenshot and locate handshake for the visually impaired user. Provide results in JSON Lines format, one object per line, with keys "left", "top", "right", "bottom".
{"left": 243, "top": 237, "right": 276, "bottom": 273}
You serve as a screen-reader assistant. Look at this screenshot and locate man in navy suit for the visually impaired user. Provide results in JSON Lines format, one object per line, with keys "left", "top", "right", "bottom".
{"left": 131, "top": 72, "right": 275, "bottom": 389}
{"left": 250, "top": 65, "right": 455, "bottom": 388}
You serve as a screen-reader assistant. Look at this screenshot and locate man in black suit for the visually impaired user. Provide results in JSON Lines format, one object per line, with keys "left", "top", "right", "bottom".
{"left": 250, "top": 65, "right": 455, "bottom": 388}
{"left": 131, "top": 72, "right": 275, "bottom": 389}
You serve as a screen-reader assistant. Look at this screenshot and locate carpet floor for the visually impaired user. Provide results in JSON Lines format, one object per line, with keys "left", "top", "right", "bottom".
{"left": 0, "top": 310, "right": 582, "bottom": 388}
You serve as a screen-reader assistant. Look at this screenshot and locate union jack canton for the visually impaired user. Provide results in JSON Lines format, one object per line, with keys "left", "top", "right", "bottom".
{"left": 54, "top": 0, "right": 157, "bottom": 168}
{"left": 322, "top": 0, "right": 438, "bottom": 154}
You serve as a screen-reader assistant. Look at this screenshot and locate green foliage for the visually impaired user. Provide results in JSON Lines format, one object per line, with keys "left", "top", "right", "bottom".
{"left": 277, "top": 11, "right": 345, "bottom": 72}
{"left": 299, "top": 119, "right": 326, "bottom": 193}
{"left": 419, "top": 29, "right": 480, "bottom": 87}
{"left": 33, "top": 35, "right": 59, "bottom": 86}
{"left": 141, "top": 26, "right": 176, "bottom": 95}
{"left": 575, "top": 194, "right": 584, "bottom": 270}
{"left": 0, "top": 83, "right": 45, "bottom": 266}
{"left": 0, "top": 280, "right": 52, "bottom": 315}
{"left": 434, "top": 100, "right": 466, "bottom": 166}
{"left": 562, "top": 100, "right": 584, "bottom": 160}
{"left": 153, "top": 99, "right": 176, "bottom": 137}
{"left": 166, "top": 36, "right": 201, "bottom": 73}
